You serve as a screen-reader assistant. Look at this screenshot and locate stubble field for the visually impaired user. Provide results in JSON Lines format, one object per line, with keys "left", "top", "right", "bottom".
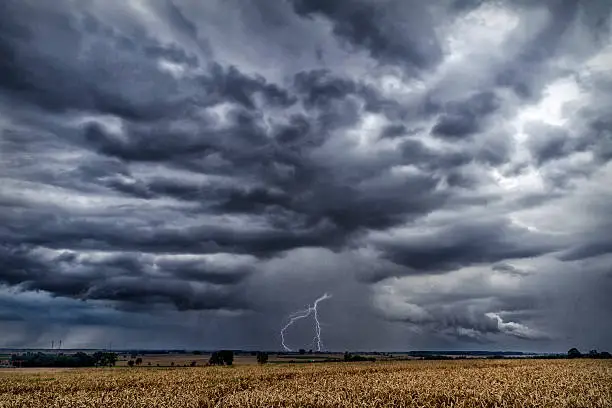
{"left": 1, "top": 359, "right": 611, "bottom": 407}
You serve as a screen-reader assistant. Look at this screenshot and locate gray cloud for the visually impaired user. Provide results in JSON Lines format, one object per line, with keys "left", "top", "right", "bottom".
{"left": 371, "top": 218, "right": 564, "bottom": 274}
{"left": 0, "top": 0, "right": 611, "bottom": 350}
{"left": 0, "top": 245, "right": 250, "bottom": 311}
{"left": 373, "top": 290, "right": 549, "bottom": 343}
{"left": 288, "top": 0, "right": 443, "bottom": 72}
{"left": 492, "top": 262, "right": 533, "bottom": 276}
{"left": 431, "top": 91, "right": 500, "bottom": 139}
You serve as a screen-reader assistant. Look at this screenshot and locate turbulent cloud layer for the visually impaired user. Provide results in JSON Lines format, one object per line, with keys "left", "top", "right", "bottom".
{"left": 1, "top": 0, "right": 611, "bottom": 351}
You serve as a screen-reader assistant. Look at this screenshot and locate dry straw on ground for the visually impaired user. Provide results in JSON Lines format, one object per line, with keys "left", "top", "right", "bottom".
{"left": 1, "top": 359, "right": 611, "bottom": 407}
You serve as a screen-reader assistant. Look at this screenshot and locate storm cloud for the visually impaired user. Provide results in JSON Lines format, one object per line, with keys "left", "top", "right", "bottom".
{"left": 0, "top": 0, "right": 611, "bottom": 351}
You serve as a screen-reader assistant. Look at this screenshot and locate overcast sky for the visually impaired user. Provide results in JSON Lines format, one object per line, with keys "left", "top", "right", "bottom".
{"left": 1, "top": 0, "right": 611, "bottom": 352}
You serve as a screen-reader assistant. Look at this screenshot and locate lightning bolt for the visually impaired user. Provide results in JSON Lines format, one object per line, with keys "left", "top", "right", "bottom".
{"left": 280, "top": 293, "right": 332, "bottom": 352}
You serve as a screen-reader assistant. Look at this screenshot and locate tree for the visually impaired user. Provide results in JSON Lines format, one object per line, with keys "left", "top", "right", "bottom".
{"left": 209, "top": 352, "right": 224, "bottom": 366}
{"left": 221, "top": 350, "right": 234, "bottom": 366}
{"left": 568, "top": 348, "right": 582, "bottom": 358}
{"left": 256, "top": 352, "right": 269, "bottom": 364}
{"left": 299, "top": 349, "right": 306, "bottom": 355}
{"left": 344, "top": 352, "right": 375, "bottom": 362}
{"left": 127, "top": 360, "right": 135, "bottom": 367}
{"left": 93, "top": 352, "right": 117, "bottom": 367}
{"left": 589, "top": 350, "right": 599, "bottom": 358}
{"left": 73, "top": 352, "right": 95, "bottom": 367}
{"left": 209, "top": 350, "right": 234, "bottom": 366}
{"left": 190, "top": 360, "right": 197, "bottom": 367}
{"left": 135, "top": 357, "right": 142, "bottom": 366}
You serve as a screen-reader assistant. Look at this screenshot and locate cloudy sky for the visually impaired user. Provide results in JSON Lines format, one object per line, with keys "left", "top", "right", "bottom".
{"left": 1, "top": 0, "right": 611, "bottom": 352}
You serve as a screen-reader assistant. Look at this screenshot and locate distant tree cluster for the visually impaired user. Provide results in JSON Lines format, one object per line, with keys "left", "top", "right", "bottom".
{"left": 10, "top": 352, "right": 117, "bottom": 368}
{"left": 94, "top": 352, "right": 118, "bottom": 366}
{"left": 256, "top": 352, "right": 269, "bottom": 364}
{"left": 568, "top": 348, "right": 611, "bottom": 359}
{"left": 343, "top": 352, "right": 376, "bottom": 362}
{"left": 422, "top": 355, "right": 455, "bottom": 360}
{"left": 209, "top": 350, "right": 234, "bottom": 366}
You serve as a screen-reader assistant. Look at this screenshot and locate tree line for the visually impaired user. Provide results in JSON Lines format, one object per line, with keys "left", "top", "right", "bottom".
{"left": 567, "top": 348, "right": 611, "bottom": 359}
{"left": 10, "top": 352, "right": 118, "bottom": 367}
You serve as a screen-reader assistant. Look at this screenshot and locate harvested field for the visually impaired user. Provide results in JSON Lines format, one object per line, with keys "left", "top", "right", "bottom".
{"left": 1, "top": 359, "right": 611, "bottom": 407}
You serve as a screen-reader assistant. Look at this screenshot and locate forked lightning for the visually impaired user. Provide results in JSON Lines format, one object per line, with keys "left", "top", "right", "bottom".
{"left": 280, "top": 293, "right": 332, "bottom": 352}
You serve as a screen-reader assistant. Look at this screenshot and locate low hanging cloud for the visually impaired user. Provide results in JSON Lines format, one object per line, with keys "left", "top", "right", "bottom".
{"left": 0, "top": 0, "right": 611, "bottom": 350}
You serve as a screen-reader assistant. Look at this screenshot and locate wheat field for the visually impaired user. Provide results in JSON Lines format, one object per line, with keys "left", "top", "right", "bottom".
{"left": 1, "top": 359, "right": 611, "bottom": 407}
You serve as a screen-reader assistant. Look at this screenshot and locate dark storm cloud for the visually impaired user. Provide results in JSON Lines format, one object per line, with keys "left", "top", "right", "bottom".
{"left": 0, "top": 14, "right": 454, "bottom": 260}
{"left": 0, "top": 0, "right": 450, "bottom": 263}
{"left": 207, "top": 64, "right": 296, "bottom": 109}
{"left": 0, "top": 211, "right": 346, "bottom": 256}
{"left": 289, "top": 0, "right": 442, "bottom": 71}
{"left": 1, "top": 0, "right": 611, "bottom": 350}
{"left": 400, "top": 139, "right": 472, "bottom": 170}
{"left": 380, "top": 124, "right": 410, "bottom": 139}
{"left": 0, "top": 1, "right": 292, "bottom": 124}
{"left": 0, "top": 4, "right": 178, "bottom": 121}
{"left": 431, "top": 91, "right": 500, "bottom": 139}
{"left": 82, "top": 121, "right": 215, "bottom": 163}
{"left": 0, "top": 245, "right": 250, "bottom": 311}
{"left": 10, "top": 171, "right": 443, "bottom": 256}
{"left": 374, "top": 218, "right": 563, "bottom": 274}
{"left": 294, "top": 69, "right": 357, "bottom": 108}
{"left": 84, "top": 277, "right": 243, "bottom": 312}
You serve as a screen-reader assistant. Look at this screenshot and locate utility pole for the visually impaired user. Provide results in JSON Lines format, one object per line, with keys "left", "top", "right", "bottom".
{"left": 51, "top": 341, "right": 54, "bottom": 350}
